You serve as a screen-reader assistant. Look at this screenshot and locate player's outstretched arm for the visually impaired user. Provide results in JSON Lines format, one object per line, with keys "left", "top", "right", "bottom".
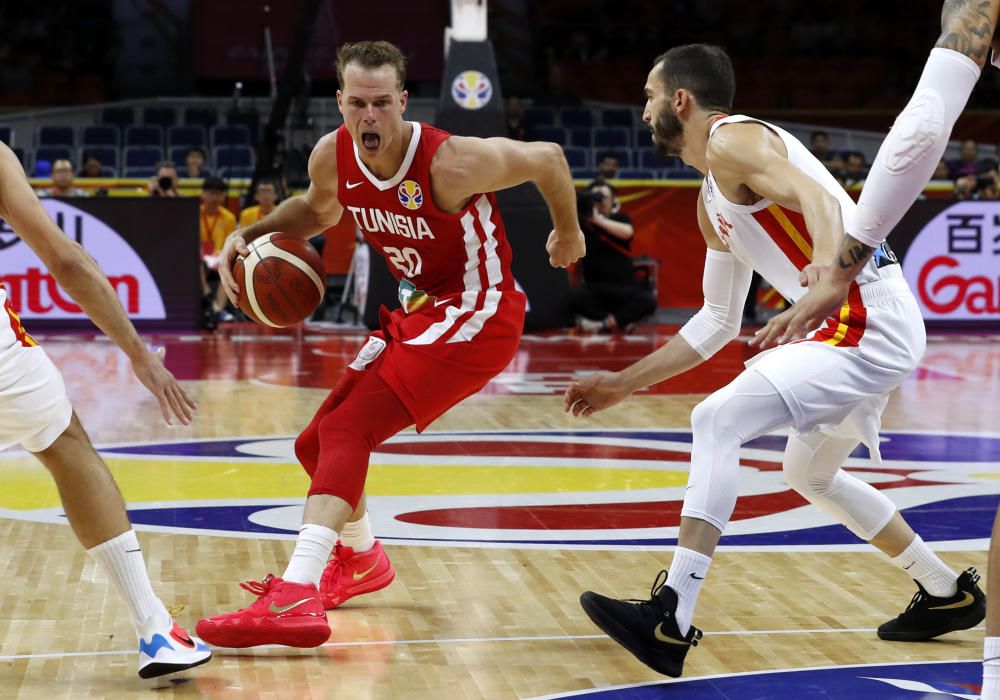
{"left": 219, "top": 132, "right": 344, "bottom": 303}
{"left": 0, "top": 143, "right": 195, "bottom": 425}
{"left": 431, "top": 136, "right": 585, "bottom": 268}
{"left": 565, "top": 198, "right": 751, "bottom": 418}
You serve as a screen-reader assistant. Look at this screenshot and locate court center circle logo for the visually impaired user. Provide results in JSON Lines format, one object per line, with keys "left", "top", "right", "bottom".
{"left": 2, "top": 429, "right": 997, "bottom": 549}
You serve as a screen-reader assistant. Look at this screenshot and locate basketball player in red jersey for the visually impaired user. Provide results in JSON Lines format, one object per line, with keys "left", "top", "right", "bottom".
{"left": 196, "top": 40, "right": 585, "bottom": 648}
{"left": 0, "top": 142, "right": 210, "bottom": 677}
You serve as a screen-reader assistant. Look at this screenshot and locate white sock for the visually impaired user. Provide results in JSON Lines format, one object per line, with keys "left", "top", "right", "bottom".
{"left": 340, "top": 511, "right": 375, "bottom": 553}
{"left": 983, "top": 637, "right": 1000, "bottom": 699}
{"left": 889, "top": 536, "right": 958, "bottom": 598}
{"left": 850, "top": 48, "right": 980, "bottom": 248}
{"left": 87, "top": 530, "right": 169, "bottom": 630}
{"left": 282, "top": 524, "right": 338, "bottom": 586}
{"left": 665, "top": 547, "right": 712, "bottom": 636}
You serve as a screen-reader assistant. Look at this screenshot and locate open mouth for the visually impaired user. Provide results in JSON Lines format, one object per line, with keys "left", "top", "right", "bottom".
{"left": 361, "top": 132, "right": 381, "bottom": 151}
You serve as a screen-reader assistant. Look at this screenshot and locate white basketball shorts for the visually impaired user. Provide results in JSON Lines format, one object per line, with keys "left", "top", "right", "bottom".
{"left": 0, "top": 289, "right": 72, "bottom": 452}
{"left": 747, "top": 275, "right": 925, "bottom": 461}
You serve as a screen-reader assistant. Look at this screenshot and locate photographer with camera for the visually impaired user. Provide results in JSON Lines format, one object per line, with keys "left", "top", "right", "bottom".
{"left": 147, "top": 161, "right": 179, "bottom": 197}
{"left": 572, "top": 180, "right": 656, "bottom": 333}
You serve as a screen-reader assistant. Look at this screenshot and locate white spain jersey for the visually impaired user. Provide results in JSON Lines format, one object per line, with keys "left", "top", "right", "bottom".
{"left": 701, "top": 114, "right": 902, "bottom": 306}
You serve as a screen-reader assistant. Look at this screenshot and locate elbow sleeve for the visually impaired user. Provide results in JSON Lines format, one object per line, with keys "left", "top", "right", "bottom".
{"left": 678, "top": 249, "right": 753, "bottom": 359}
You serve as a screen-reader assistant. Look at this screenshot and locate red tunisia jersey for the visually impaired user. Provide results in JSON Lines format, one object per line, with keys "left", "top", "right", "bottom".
{"left": 336, "top": 122, "right": 518, "bottom": 318}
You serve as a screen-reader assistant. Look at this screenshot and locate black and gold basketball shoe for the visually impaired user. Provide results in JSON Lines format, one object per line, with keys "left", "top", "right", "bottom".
{"left": 580, "top": 570, "right": 702, "bottom": 678}
{"left": 878, "top": 567, "right": 985, "bottom": 641}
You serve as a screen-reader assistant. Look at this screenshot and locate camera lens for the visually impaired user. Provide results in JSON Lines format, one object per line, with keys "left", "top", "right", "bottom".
{"left": 158, "top": 176, "right": 173, "bottom": 190}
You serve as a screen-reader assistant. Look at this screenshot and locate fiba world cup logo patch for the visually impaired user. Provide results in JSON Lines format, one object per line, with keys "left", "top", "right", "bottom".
{"left": 451, "top": 71, "right": 493, "bottom": 110}
{"left": 397, "top": 180, "right": 423, "bottom": 210}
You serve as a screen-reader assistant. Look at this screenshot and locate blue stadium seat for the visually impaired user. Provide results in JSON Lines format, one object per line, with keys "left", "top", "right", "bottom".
{"left": 184, "top": 107, "right": 218, "bottom": 130}
{"left": 568, "top": 128, "right": 593, "bottom": 148}
{"left": 594, "top": 127, "right": 630, "bottom": 149}
{"left": 639, "top": 149, "right": 675, "bottom": 170}
{"left": 617, "top": 168, "right": 657, "bottom": 179}
{"left": 226, "top": 111, "right": 259, "bottom": 143}
{"left": 142, "top": 106, "right": 176, "bottom": 129}
{"left": 123, "top": 146, "right": 163, "bottom": 177}
{"left": 218, "top": 167, "right": 255, "bottom": 179}
{"left": 523, "top": 107, "right": 555, "bottom": 128}
{"left": 601, "top": 108, "right": 634, "bottom": 128}
{"left": 213, "top": 145, "right": 255, "bottom": 171}
{"left": 571, "top": 168, "right": 598, "bottom": 180}
{"left": 210, "top": 125, "right": 250, "bottom": 148}
{"left": 562, "top": 146, "right": 589, "bottom": 169}
{"left": 99, "top": 165, "right": 118, "bottom": 177}
{"left": 101, "top": 107, "right": 134, "bottom": 128}
{"left": 35, "top": 145, "right": 73, "bottom": 163}
{"left": 168, "top": 125, "right": 207, "bottom": 149}
{"left": 633, "top": 127, "right": 653, "bottom": 149}
{"left": 79, "top": 145, "right": 119, "bottom": 172}
{"left": 82, "top": 125, "right": 120, "bottom": 147}
{"left": 527, "top": 126, "right": 568, "bottom": 145}
{"left": 663, "top": 167, "right": 701, "bottom": 180}
{"left": 0, "top": 126, "right": 11, "bottom": 145}
{"left": 594, "top": 149, "right": 633, "bottom": 168}
{"left": 560, "top": 108, "right": 594, "bottom": 129}
{"left": 38, "top": 126, "right": 74, "bottom": 148}
{"left": 125, "top": 125, "right": 164, "bottom": 148}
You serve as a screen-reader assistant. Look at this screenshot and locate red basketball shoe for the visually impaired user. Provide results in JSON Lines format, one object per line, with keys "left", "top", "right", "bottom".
{"left": 195, "top": 575, "right": 330, "bottom": 648}
{"left": 320, "top": 540, "right": 396, "bottom": 609}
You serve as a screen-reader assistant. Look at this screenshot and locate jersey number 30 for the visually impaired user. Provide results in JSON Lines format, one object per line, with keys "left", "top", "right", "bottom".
{"left": 384, "top": 246, "right": 423, "bottom": 277}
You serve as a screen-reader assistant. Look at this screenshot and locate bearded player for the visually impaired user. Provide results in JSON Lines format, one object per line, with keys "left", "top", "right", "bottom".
{"left": 564, "top": 44, "right": 983, "bottom": 679}
{"left": 195, "top": 41, "right": 584, "bottom": 648}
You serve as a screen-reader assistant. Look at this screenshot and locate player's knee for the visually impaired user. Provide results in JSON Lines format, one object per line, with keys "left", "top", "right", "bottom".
{"left": 293, "top": 427, "right": 319, "bottom": 477}
{"left": 782, "top": 458, "right": 837, "bottom": 500}
{"left": 882, "top": 88, "right": 947, "bottom": 175}
{"left": 691, "top": 391, "right": 737, "bottom": 444}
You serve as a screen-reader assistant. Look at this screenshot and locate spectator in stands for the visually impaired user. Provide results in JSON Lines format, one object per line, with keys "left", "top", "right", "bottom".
{"left": 809, "top": 131, "right": 844, "bottom": 170}
{"left": 200, "top": 176, "right": 237, "bottom": 325}
{"left": 239, "top": 179, "right": 279, "bottom": 227}
{"left": 148, "top": 160, "right": 179, "bottom": 197}
{"left": 933, "top": 159, "right": 951, "bottom": 181}
{"left": 184, "top": 147, "right": 211, "bottom": 179}
{"left": 828, "top": 165, "right": 848, "bottom": 191}
{"left": 843, "top": 151, "right": 867, "bottom": 186}
{"left": 572, "top": 180, "right": 655, "bottom": 333}
{"left": 36, "top": 159, "right": 88, "bottom": 197}
{"left": 954, "top": 170, "right": 1000, "bottom": 201}
{"left": 505, "top": 96, "right": 526, "bottom": 141}
{"left": 949, "top": 139, "right": 981, "bottom": 179}
{"left": 597, "top": 152, "right": 621, "bottom": 180}
{"left": 79, "top": 153, "right": 103, "bottom": 178}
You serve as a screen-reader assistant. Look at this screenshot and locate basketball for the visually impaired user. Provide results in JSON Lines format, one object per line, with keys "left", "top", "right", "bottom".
{"left": 233, "top": 232, "right": 325, "bottom": 327}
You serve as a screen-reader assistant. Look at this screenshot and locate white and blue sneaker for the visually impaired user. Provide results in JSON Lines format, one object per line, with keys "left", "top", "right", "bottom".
{"left": 137, "top": 616, "right": 212, "bottom": 679}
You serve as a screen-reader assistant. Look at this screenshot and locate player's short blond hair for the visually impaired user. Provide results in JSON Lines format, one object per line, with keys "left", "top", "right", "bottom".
{"left": 336, "top": 41, "right": 407, "bottom": 91}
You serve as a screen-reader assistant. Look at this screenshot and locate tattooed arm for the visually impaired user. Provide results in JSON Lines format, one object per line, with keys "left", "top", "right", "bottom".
{"left": 750, "top": 234, "right": 874, "bottom": 348}
{"left": 937, "top": 0, "right": 1000, "bottom": 67}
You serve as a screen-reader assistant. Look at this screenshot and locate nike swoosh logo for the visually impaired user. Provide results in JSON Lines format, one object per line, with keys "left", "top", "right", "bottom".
{"left": 434, "top": 298, "right": 451, "bottom": 307}
{"left": 171, "top": 629, "right": 195, "bottom": 648}
{"left": 346, "top": 180, "right": 364, "bottom": 189}
{"left": 654, "top": 623, "right": 690, "bottom": 646}
{"left": 689, "top": 573, "right": 704, "bottom": 580}
{"left": 929, "top": 591, "right": 976, "bottom": 611}
{"left": 353, "top": 561, "right": 380, "bottom": 581}
{"left": 269, "top": 599, "right": 313, "bottom": 614}
{"left": 902, "top": 562, "right": 915, "bottom": 570}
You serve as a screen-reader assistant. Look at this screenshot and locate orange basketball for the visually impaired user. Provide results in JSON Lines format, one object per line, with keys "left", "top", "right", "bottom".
{"left": 233, "top": 232, "right": 326, "bottom": 327}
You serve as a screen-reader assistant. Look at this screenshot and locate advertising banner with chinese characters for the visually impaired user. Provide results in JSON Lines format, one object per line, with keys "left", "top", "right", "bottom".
{"left": 896, "top": 200, "right": 1000, "bottom": 323}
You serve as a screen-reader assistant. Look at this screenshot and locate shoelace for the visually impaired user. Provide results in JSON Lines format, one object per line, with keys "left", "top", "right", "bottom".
{"left": 319, "top": 545, "right": 350, "bottom": 590}
{"left": 622, "top": 570, "right": 701, "bottom": 646}
{"left": 239, "top": 574, "right": 278, "bottom": 597}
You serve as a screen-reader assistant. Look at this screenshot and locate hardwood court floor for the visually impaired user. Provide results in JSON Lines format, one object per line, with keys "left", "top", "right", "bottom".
{"left": 0, "top": 325, "right": 997, "bottom": 699}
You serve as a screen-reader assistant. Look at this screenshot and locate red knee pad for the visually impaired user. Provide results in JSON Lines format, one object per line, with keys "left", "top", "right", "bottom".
{"left": 294, "top": 366, "right": 370, "bottom": 478}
